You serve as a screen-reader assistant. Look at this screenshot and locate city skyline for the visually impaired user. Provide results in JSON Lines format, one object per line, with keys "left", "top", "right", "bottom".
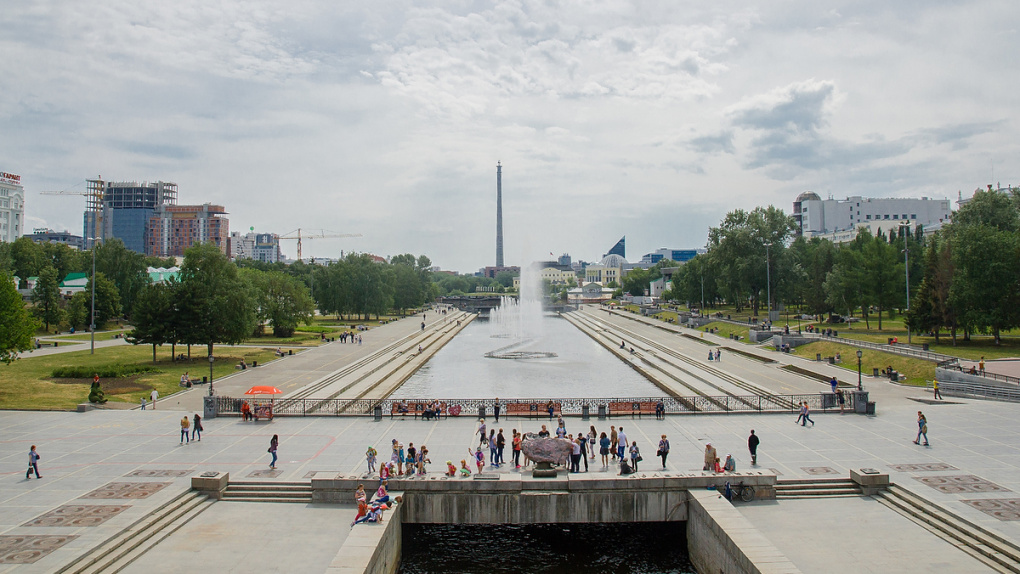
{"left": 2, "top": 1, "right": 1017, "bottom": 272}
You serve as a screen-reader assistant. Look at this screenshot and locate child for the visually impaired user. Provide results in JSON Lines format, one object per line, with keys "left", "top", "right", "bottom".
{"left": 446, "top": 461, "right": 457, "bottom": 477}
{"left": 470, "top": 446, "right": 485, "bottom": 474}
{"left": 366, "top": 446, "right": 377, "bottom": 474}
{"left": 355, "top": 484, "right": 366, "bottom": 503}
{"left": 379, "top": 462, "right": 391, "bottom": 481}
{"left": 714, "top": 457, "right": 723, "bottom": 474}
{"left": 459, "top": 460, "right": 472, "bottom": 476}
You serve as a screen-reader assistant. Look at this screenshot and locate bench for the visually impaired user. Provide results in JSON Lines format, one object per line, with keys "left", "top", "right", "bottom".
{"left": 505, "top": 402, "right": 561, "bottom": 419}
{"left": 390, "top": 402, "right": 447, "bottom": 420}
{"left": 608, "top": 401, "right": 659, "bottom": 418}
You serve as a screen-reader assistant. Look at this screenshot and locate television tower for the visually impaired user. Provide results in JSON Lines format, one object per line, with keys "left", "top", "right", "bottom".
{"left": 495, "top": 161, "right": 504, "bottom": 267}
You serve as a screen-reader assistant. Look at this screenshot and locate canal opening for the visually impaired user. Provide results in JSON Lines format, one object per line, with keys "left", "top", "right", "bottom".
{"left": 398, "top": 522, "right": 695, "bottom": 574}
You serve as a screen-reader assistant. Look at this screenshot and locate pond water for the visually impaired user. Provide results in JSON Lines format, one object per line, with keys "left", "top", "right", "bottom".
{"left": 394, "top": 315, "right": 658, "bottom": 399}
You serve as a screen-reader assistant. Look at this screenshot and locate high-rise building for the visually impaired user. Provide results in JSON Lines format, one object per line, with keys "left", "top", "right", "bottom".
{"left": 147, "top": 203, "right": 229, "bottom": 257}
{"left": 229, "top": 231, "right": 282, "bottom": 263}
{"left": 639, "top": 248, "right": 704, "bottom": 265}
{"left": 495, "top": 162, "right": 504, "bottom": 267}
{"left": 83, "top": 178, "right": 178, "bottom": 251}
{"left": 793, "top": 192, "right": 951, "bottom": 238}
{"left": 0, "top": 170, "right": 25, "bottom": 243}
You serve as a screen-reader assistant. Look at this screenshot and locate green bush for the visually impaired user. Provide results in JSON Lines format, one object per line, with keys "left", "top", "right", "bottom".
{"left": 51, "top": 365, "right": 162, "bottom": 379}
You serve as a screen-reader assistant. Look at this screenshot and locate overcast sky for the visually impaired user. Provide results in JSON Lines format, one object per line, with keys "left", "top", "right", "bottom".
{"left": 2, "top": 1, "right": 1017, "bottom": 272}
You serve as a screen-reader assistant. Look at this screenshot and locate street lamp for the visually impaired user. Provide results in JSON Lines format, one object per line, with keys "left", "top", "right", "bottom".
{"left": 765, "top": 243, "right": 772, "bottom": 325}
{"left": 208, "top": 354, "right": 215, "bottom": 396}
{"left": 856, "top": 349, "right": 863, "bottom": 391}
{"left": 899, "top": 223, "right": 912, "bottom": 344}
{"left": 89, "top": 239, "right": 97, "bottom": 355}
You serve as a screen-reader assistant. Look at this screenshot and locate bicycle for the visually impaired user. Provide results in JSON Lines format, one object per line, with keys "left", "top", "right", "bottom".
{"left": 723, "top": 481, "right": 755, "bottom": 502}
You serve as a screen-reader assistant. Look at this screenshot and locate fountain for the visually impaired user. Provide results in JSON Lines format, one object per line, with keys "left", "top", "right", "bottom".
{"left": 486, "top": 263, "right": 557, "bottom": 360}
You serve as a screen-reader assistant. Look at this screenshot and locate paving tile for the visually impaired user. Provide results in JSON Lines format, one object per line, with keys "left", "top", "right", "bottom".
{"left": 960, "top": 498, "right": 1020, "bottom": 521}
{"left": 23, "top": 504, "right": 130, "bottom": 527}
{"left": 914, "top": 475, "right": 1011, "bottom": 494}
{"left": 0, "top": 535, "right": 78, "bottom": 564}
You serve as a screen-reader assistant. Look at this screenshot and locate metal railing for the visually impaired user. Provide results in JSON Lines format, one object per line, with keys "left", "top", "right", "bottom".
{"left": 214, "top": 393, "right": 858, "bottom": 417}
{"left": 936, "top": 361, "right": 1020, "bottom": 386}
{"left": 939, "top": 381, "right": 1020, "bottom": 403}
{"left": 794, "top": 332, "right": 958, "bottom": 363}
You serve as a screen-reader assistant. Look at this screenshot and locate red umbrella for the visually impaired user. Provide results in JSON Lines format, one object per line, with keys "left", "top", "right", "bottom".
{"left": 245, "top": 386, "right": 283, "bottom": 395}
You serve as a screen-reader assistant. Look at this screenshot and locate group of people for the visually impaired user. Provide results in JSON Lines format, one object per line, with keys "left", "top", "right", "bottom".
{"left": 472, "top": 419, "right": 521, "bottom": 471}
{"left": 179, "top": 413, "right": 203, "bottom": 444}
{"left": 366, "top": 439, "right": 433, "bottom": 478}
{"left": 707, "top": 349, "right": 722, "bottom": 362}
{"left": 241, "top": 400, "right": 273, "bottom": 421}
{"left": 350, "top": 481, "right": 401, "bottom": 526}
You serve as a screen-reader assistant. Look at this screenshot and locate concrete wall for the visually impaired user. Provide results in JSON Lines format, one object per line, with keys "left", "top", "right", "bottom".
{"left": 327, "top": 498, "right": 403, "bottom": 574}
{"left": 687, "top": 489, "right": 801, "bottom": 574}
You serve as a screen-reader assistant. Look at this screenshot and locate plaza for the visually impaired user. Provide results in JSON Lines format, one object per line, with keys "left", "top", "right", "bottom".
{"left": 1, "top": 309, "right": 1019, "bottom": 573}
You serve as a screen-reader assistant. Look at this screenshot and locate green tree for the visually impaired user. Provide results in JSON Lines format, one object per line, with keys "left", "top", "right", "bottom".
{"left": 494, "top": 271, "right": 517, "bottom": 289}
{"left": 31, "top": 266, "right": 64, "bottom": 331}
{"left": 93, "top": 239, "right": 150, "bottom": 319}
{"left": 127, "top": 281, "right": 175, "bottom": 362}
{"left": 65, "top": 292, "right": 88, "bottom": 331}
{"left": 1, "top": 273, "right": 38, "bottom": 363}
{"left": 179, "top": 243, "right": 257, "bottom": 356}
{"left": 824, "top": 238, "right": 867, "bottom": 326}
{"left": 861, "top": 232, "right": 901, "bottom": 330}
{"left": 84, "top": 272, "right": 122, "bottom": 327}
{"left": 9, "top": 237, "right": 45, "bottom": 287}
{"left": 622, "top": 267, "right": 650, "bottom": 296}
{"left": 244, "top": 269, "right": 314, "bottom": 337}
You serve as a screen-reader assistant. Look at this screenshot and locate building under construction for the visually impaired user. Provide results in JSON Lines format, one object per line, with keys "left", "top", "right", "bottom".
{"left": 83, "top": 178, "right": 178, "bottom": 252}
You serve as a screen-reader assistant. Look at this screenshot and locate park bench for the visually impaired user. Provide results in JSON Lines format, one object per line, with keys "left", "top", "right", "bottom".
{"left": 608, "top": 401, "right": 659, "bottom": 418}
{"left": 390, "top": 402, "right": 447, "bottom": 420}
{"left": 505, "top": 402, "right": 561, "bottom": 419}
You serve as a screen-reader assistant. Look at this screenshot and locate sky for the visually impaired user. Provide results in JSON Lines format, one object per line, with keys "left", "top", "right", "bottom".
{"left": 2, "top": 1, "right": 1017, "bottom": 273}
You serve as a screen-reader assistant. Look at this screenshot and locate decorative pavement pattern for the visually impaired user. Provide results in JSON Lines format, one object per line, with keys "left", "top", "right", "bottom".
{"left": 247, "top": 469, "right": 283, "bottom": 478}
{"left": 0, "top": 535, "right": 78, "bottom": 564}
{"left": 889, "top": 463, "right": 959, "bottom": 472}
{"left": 124, "top": 469, "right": 193, "bottom": 478}
{"left": 802, "top": 467, "right": 839, "bottom": 475}
{"left": 24, "top": 505, "right": 130, "bottom": 527}
{"left": 81, "top": 482, "right": 171, "bottom": 499}
{"left": 961, "top": 499, "right": 1020, "bottom": 521}
{"left": 914, "top": 475, "right": 1011, "bottom": 494}
{"left": 303, "top": 471, "right": 335, "bottom": 478}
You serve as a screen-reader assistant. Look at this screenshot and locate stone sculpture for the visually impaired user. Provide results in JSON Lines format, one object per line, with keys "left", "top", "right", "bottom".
{"left": 521, "top": 437, "right": 573, "bottom": 476}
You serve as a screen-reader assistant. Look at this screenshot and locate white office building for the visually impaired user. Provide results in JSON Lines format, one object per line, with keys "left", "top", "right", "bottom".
{"left": 229, "top": 231, "right": 282, "bottom": 263}
{"left": 793, "top": 192, "right": 951, "bottom": 238}
{"left": 0, "top": 170, "right": 25, "bottom": 243}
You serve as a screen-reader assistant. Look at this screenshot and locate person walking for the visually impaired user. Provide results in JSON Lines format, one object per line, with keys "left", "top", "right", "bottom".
{"left": 829, "top": 376, "right": 838, "bottom": 394}
{"left": 933, "top": 378, "right": 942, "bottom": 400}
{"left": 26, "top": 445, "right": 41, "bottom": 479}
{"left": 179, "top": 416, "right": 190, "bottom": 444}
{"left": 715, "top": 349, "right": 721, "bottom": 362}
{"left": 192, "top": 413, "right": 203, "bottom": 441}
{"left": 150, "top": 388, "right": 158, "bottom": 410}
{"left": 268, "top": 434, "right": 279, "bottom": 469}
{"left": 477, "top": 419, "right": 487, "bottom": 447}
{"left": 366, "top": 446, "right": 378, "bottom": 474}
{"left": 795, "top": 402, "right": 805, "bottom": 425}
{"left": 140, "top": 396, "right": 146, "bottom": 410}
{"left": 801, "top": 402, "right": 815, "bottom": 426}
{"left": 629, "top": 441, "right": 641, "bottom": 471}
{"left": 616, "top": 427, "right": 628, "bottom": 460}
{"left": 748, "top": 430, "right": 760, "bottom": 465}
{"left": 657, "top": 434, "right": 670, "bottom": 469}
{"left": 493, "top": 398, "right": 501, "bottom": 423}
{"left": 913, "top": 412, "right": 929, "bottom": 445}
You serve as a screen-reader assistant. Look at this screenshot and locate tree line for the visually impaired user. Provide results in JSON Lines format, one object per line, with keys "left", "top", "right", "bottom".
{"left": 662, "top": 188, "right": 1020, "bottom": 344}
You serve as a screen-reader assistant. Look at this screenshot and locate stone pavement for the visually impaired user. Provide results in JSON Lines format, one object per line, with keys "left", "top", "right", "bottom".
{"left": 1, "top": 395, "right": 1018, "bottom": 572}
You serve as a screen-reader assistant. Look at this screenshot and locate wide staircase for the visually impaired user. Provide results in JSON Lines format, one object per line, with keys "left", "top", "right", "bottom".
{"left": 876, "top": 484, "right": 1020, "bottom": 573}
{"left": 56, "top": 491, "right": 214, "bottom": 574}
{"left": 221, "top": 480, "right": 312, "bottom": 503}
{"left": 775, "top": 477, "right": 863, "bottom": 498}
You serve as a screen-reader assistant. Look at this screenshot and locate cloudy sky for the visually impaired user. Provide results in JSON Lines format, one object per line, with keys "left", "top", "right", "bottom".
{"left": 2, "top": 1, "right": 1017, "bottom": 272}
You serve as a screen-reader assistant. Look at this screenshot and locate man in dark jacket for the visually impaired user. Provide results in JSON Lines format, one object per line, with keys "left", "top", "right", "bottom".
{"left": 748, "top": 430, "right": 760, "bottom": 466}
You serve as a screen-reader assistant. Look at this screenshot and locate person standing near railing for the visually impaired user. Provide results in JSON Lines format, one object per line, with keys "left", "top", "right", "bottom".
{"left": 933, "top": 378, "right": 942, "bottom": 400}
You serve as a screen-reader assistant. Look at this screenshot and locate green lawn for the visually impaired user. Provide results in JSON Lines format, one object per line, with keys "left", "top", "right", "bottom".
{"left": 0, "top": 345, "right": 281, "bottom": 411}
{"left": 702, "top": 321, "right": 750, "bottom": 341}
{"left": 790, "top": 341, "right": 933, "bottom": 386}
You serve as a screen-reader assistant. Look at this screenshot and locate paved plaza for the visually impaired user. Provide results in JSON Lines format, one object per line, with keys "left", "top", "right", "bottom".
{"left": 1, "top": 308, "right": 1018, "bottom": 573}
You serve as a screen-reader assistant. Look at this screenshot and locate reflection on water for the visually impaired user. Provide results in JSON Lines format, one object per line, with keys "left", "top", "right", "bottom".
{"left": 395, "top": 315, "right": 658, "bottom": 398}
{"left": 399, "top": 523, "right": 695, "bottom": 574}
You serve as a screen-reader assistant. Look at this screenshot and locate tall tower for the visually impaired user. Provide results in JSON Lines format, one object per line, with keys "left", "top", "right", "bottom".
{"left": 495, "top": 161, "right": 504, "bottom": 267}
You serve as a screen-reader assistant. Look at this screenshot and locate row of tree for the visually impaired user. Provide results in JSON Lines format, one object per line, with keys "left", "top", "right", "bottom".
{"left": 662, "top": 188, "right": 1020, "bottom": 343}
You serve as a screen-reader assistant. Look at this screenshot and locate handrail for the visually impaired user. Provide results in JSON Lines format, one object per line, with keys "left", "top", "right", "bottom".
{"left": 940, "top": 381, "right": 1020, "bottom": 402}
{"left": 790, "top": 332, "right": 958, "bottom": 363}
{"left": 215, "top": 392, "right": 860, "bottom": 417}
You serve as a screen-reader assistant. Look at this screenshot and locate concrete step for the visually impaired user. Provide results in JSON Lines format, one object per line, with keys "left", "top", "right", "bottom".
{"left": 222, "top": 490, "right": 312, "bottom": 499}
{"left": 777, "top": 493, "right": 864, "bottom": 499}
{"left": 776, "top": 488, "right": 863, "bottom": 497}
{"left": 777, "top": 478, "right": 854, "bottom": 486}
{"left": 223, "top": 485, "right": 311, "bottom": 493}
{"left": 877, "top": 488, "right": 1020, "bottom": 573}
{"left": 57, "top": 491, "right": 213, "bottom": 574}
{"left": 776, "top": 480, "right": 857, "bottom": 490}
{"left": 220, "top": 497, "right": 311, "bottom": 504}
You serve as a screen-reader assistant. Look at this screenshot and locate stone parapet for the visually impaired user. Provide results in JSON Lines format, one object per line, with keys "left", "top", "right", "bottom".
{"left": 191, "top": 471, "right": 229, "bottom": 499}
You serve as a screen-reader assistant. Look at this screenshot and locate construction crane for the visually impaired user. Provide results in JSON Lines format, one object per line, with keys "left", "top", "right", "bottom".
{"left": 40, "top": 177, "right": 105, "bottom": 249}
{"left": 278, "top": 228, "right": 362, "bottom": 261}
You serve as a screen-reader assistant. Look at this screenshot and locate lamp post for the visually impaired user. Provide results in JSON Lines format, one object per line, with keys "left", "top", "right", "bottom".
{"left": 765, "top": 243, "right": 772, "bottom": 324}
{"left": 208, "top": 354, "right": 215, "bottom": 396}
{"left": 856, "top": 349, "right": 863, "bottom": 391}
{"left": 900, "top": 222, "right": 912, "bottom": 344}
{"left": 90, "top": 239, "right": 97, "bottom": 355}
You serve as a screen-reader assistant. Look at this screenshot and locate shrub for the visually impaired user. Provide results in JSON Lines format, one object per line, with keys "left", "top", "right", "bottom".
{"left": 51, "top": 365, "right": 162, "bottom": 379}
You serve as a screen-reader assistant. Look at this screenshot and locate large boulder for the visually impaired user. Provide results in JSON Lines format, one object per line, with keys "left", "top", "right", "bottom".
{"left": 521, "top": 437, "right": 573, "bottom": 464}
